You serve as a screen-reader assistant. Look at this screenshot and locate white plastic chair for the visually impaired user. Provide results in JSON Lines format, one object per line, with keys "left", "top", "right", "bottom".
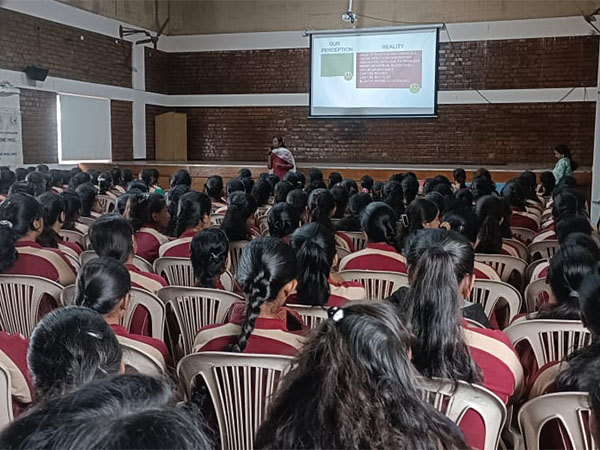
{"left": 336, "top": 246, "right": 351, "bottom": 261}
{"left": 418, "top": 377, "right": 507, "bottom": 450}
{"left": 524, "top": 278, "right": 552, "bottom": 313}
{"left": 256, "top": 215, "right": 269, "bottom": 235}
{"left": 474, "top": 254, "right": 527, "bottom": 291}
{"left": 58, "top": 229, "right": 85, "bottom": 248}
{"left": 511, "top": 227, "right": 536, "bottom": 245}
{"left": 119, "top": 338, "right": 166, "bottom": 377}
{"left": 526, "top": 258, "right": 549, "bottom": 283}
{"left": 154, "top": 257, "right": 195, "bottom": 286}
{"left": 504, "top": 319, "right": 591, "bottom": 368}
{"left": 528, "top": 362, "right": 563, "bottom": 400}
{"left": 61, "top": 284, "right": 76, "bottom": 306}
{"left": 528, "top": 240, "right": 558, "bottom": 262}
{"left": 64, "top": 252, "right": 80, "bottom": 271}
{"left": 158, "top": 287, "right": 242, "bottom": 356}
{"left": 177, "top": 352, "right": 293, "bottom": 450}
{"left": 338, "top": 270, "right": 408, "bottom": 300}
{"left": 229, "top": 241, "right": 249, "bottom": 278}
{"left": 77, "top": 216, "right": 95, "bottom": 227}
{"left": 286, "top": 304, "right": 328, "bottom": 330}
{"left": 79, "top": 250, "right": 154, "bottom": 273}
{"left": 0, "top": 364, "right": 13, "bottom": 429}
{"left": 124, "top": 288, "right": 166, "bottom": 340}
{"left": 97, "top": 194, "right": 116, "bottom": 214}
{"left": 519, "top": 393, "right": 593, "bottom": 450}
{"left": 342, "top": 231, "right": 367, "bottom": 252}
{"left": 79, "top": 249, "right": 98, "bottom": 266}
{"left": 470, "top": 279, "right": 522, "bottom": 325}
{"left": 503, "top": 238, "right": 529, "bottom": 261}
{"left": 211, "top": 214, "right": 225, "bottom": 226}
{"left": 0, "top": 275, "right": 63, "bottom": 337}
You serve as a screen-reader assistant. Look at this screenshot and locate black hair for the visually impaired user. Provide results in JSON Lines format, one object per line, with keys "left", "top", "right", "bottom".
{"left": 556, "top": 175, "right": 577, "bottom": 190}
{"left": 455, "top": 188, "right": 474, "bottom": 209}
{"left": 126, "top": 192, "right": 167, "bottom": 232}
{"left": 306, "top": 179, "right": 327, "bottom": 194}
{"left": 453, "top": 168, "right": 467, "bottom": 189}
{"left": 360, "top": 202, "right": 401, "bottom": 252}
{"left": 115, "top": 190, "right": 137, "bottom": 215}
{"left": 190, "top": 228, "right": 229, "bottom": 289}
{"left": 519, "top": 171, "right": 539, "bottom": 203}
{"left": 110, "top": 168, "right": 122, "bottom": 187}
{"left": 74, "top": 257, "right": 131, "bottom": 315}
{"left": 0, "top": 193, "right": 43, "bottom": 273}
{"left": 398, "top": 198, "right": 439, "bottom": 246}
{"left": 282, "top": 171, "right": 299, "bottom": 189}
{"left": 221, "top": 192, "right": 258, "bottom": 241}
{"left": 227, "top": 178, "right": 246, "bottom": 197}
{"left": 36, "top": 192, "right": 65, "bottom": 249}
{"left": 0, "top": 374, "right": 212, "bottom": 450}
{"left": 400, "top": 174, "right": 419, "bottom": 204}
{"left": 139, "top": 169, "right": 154, "bottom": 187}
{"left": 0, "top": 168, "right": 16, "bottom": 194}
{"left": 87, "top": 170, "right": 99, "bottom": 185}
{"left": 238, "top": 168, "right": 252, "bottom": 179}
{"left": 471, "top": 175, "right": 496, "bottom": 199}
{"left": 68, "top": 172, "right": 91, "bottom": 191}
{"left": 203, "top": 175, "right": 223, "bottom": 201}
{"left": 328, "top": 172, "right": 343, "bottom": 189}
{"left": 383, "top": 181, "right": 405, "bottom": 218}
{"left": 426, "top": 191, "right": 453, "bottom": 217}
{"left": 27, "top": 306, "right": 122, "bottom": 400}
{"left": 330, "top": 186, "right": 349, "bottom": 219}
{"left": 251, "top": 179, "right": 271, "bottom": 206}
{"left": 122, "top": 169, "right": 134, "bottom": 184}
{"left": 171, "top": 169, "right": 192, "bottom": 188}
{"left": 404, "top": 229, "right": 481, "bottom": 383}
{"left": 274, "top": 180, "right": 294, "bottom": 204}
{"left": 294, "top": 171, "right": 306, "bottom": 189}
{"left": 255, "top": 302, "right": 468, "bottom": 450}
{"left": 442, "top": 208, "right": 480, "bottom": 244}
{"left": 501, "top": 179, "right": 528, "bottom": 211}
{"left": 8, "top": 181, "right": 35, "bottom": 196}
{"left": 336, "top": 193, "right": 373, "bottom": 232}
{"left": 266, "top": 174, "right": 280, "bottom": 192}
{"left": 273, "top": 136, "right": 285, "bottom": 148}
{"left": 175, "top": 191, "right": 212, "bottom": 238}
{"left": 97, "top": 171, "right": 113, "bottom": 194}
{"left": 308, "top": 188, "right": 336, "bottom": 229}
{"left": 25, "top": 171, "right": 46, "bottom": 196}
{"left": 89, "top": 213, "right": 134, "bottom": 263}
{"left": 75, "top": 182, "right": 98, "bottom": 217}
{"left": 127, "top": 180, "right": 148, "bottom": 193}
{"left": 372, "top": 181, "right": 384, "bottom": 200}
{"left": 360, "top": 175, "right": 374, "bottom": 192}
{"left": 286, "top": 189, "right": 309, "bottom": 223}
{"left": 309, "top": 168, "right": 323, "bottom": 184}
{"left": 553, "top": 189, "right": 585, "bottom": 222}
{"left": 555, "top": 144, "right": 578, "bottom": 170}
{"left": 340, "top": 179, "right": 358, "bottom": 197}
{"left": 267, "top": 202, "right": 300, "bottom": 238}
{"left": 540, "top": 171, "right": 556, "bottom": 196}
{"left": 241, "top": 177, "right": 255, "bottom": 194}
{"left": 556, "top": 215, "right": 592, "bottom": 243}
{"left": 15, "top": 168, "right": 27, "bottom": 182}
{"left": 48, "top": 169, "right": 62, "bottom": 188}
{"left": 151, "top": 169, "right": 160, "bottom": 184}
{"left": 474, "top": 195, "right": 507, "bottom": 254}
{"left": 36, "top": 164, "right": 49, "bottom": 173}
{"left": 166, "top": 184, "right": 191, "bottom": 237}
{"left": 562, "top": 232, "right": 600, "bottom": 260}
{"left": 228, "top": 237, "right": 297, "bottom": 352}
{"left": 290, "top": 223, "right": 336, "bottom": 306}
{"left": 536, "top": 245, "right": 596, "bottom": 320}
{"left": 59, "top": 190, "right": 82, "bottom": 231}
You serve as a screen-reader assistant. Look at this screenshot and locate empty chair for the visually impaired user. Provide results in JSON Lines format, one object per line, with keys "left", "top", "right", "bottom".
{"left": 177, "top": 352, "right": 293, "bottom": 450}
{"left": 285, "top": 304, "right": 328, "bottom": 330}
{"left": 519, "top": 393, "right": 592, "bottom": 450}
{"left": 228, "top": 241, "right": 249, "bottom": 277}
{"left": 418, "top": 377, "right": 506, "bottom": 450}
{"left": 58, "top": 229, "right": 85, "bottom": 248}
{"left": 524, "top": 278, "right": 552, "bottom": 313}
{"left": 158, "top": 287, "right": 242, "bottom": 356}
{"left": 504, "top": 319, "right": 591, "bottom": 368}
{"left": 338, "top": 270, "right": 408, "bottom": 300}
{"left": 0, "top": 275, "right": 62, "bottom": 337}
{"left": 528, "top": 240, "right": 559, "bottom": 262}
{"left": 469, "top": 279, "right": 522, "bottom": 326}
{"left": 342, "top": 231, "right": 368, "bottom": 252}
{"left": 474, "top": 254, "right": 527, "bottom": 291}
{"left": 511, "top": 227, "right": 536, "bottom": 245}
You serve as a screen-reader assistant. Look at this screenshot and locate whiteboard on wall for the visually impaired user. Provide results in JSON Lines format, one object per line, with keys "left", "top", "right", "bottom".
{"left": 58, "top": 93, "right": 111, "bottom": 162}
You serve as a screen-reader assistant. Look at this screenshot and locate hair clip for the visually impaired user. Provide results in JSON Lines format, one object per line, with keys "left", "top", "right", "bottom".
{"left": 400, "top": 214, "right": 409, "bottom": 228}
{"left": 0, "top": 220, "right": 13, "bottom": 228}
{"left": 85, "top": 330, "right": 103, "bottom": 340}
{"left": 328, "top": 306, "right": 345, "bottom": 323}
{"left": 569, "top": 291, "right": 580, "bottom": 299}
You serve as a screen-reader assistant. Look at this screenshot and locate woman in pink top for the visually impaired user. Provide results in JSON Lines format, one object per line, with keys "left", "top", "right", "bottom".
{"left": 267, "top": 136, "right": 296, "bottom": 180}
{"left": 159, "top": 191, "right": 212, "bottom": 258}
{"left": 127, "top": 192, "right": 170, "bottom": 263}
{"left": 289, "top": 223, "right": 366, "bottom": 307}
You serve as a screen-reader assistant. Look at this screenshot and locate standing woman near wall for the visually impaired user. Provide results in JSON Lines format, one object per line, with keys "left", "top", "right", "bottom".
{"left": 268, "top": 136, "right": 296, "bottom": 180}
{"left": 552, "top": 144, "right": 576, "bottom": 182}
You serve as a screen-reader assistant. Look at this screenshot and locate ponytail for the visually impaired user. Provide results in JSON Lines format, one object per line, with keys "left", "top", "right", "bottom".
{"left": 175, "top": 192, "right": 211, "bottom": 238}
{"left": 126, "top": 192, "right": 166, "bottom": 232}
{"left": 190, "top": 228, "right": 229, "bottom": 289}
{"left": 36, "top": 192, "right": 64, "bottom": 249}
{"left": 308, "top": 188, "right": 335, "bottom": 229}
{"left": 290, "top": 223, "right": 336, "bottom": 307}
{"left": 228, "top": 277, "right": 267, "bottom": 353}
{"left": 474, "top": 195, "right": 504, "bottom": 254}
{"left": 361, "top": 202, "right": 401, "bottom": 252}
{"left": 0, "top": 221, "right": 18, "bottom": 273}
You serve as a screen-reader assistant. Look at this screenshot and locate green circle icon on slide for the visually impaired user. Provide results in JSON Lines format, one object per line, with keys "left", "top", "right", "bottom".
{"left": 344, "top": 72, "right": 353, "bottom": 81}
{"left": 409, "top": 83, "right": 421, "bottom": 94}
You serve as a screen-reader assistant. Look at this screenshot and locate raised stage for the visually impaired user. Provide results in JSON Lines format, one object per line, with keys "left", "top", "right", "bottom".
{"left": 81, "top": 161, "right": 593, "bottom": 200}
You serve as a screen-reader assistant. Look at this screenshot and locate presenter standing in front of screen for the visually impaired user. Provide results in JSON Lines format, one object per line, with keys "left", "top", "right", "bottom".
{"left": 268, "top": 136, "right": 296, "bottom": 179}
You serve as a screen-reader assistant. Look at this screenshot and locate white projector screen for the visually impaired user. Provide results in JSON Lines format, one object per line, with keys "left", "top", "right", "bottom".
{"left": 58, "top": 94, "right": 111, "bottom": 162}
{"left": 310, "top": 27, "right": 439, "bottom": 118}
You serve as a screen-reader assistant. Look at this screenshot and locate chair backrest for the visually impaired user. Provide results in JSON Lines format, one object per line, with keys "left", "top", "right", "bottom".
{"left": 83, "top": 233, "right": 91, "bottom": 250}
{"left": 511, "top": 227, "right": 536, "bottom": 245}
{"left": 524, "top": 278, "right": 552, "bottom": 313}
{"left": 211, "top": 214, "right": 225, "bottom": 226}
{"left": 177, "top": 352, "right": 293, "bottom": 450}
{"left": 256, "top": 215, "right": 269, "bottom": 235}
{"left": 526, "top": 258, "right": 549, "bottom": 283}
{"left": 338, "top": 270, "right": 408, "bottom": 300}
{"left": 58, "top": 229, "right": 85, "bottom": 247}
{"left": 79, "top": 249, "right": 98, "bottom": 266}
{"left": 61, "top": 284, "right": 76, "bottom": 306}
{"left": 519, "top": 393, "right": 593, "bottom": 450}
{"left": 286, "top": 304, "right": 328, "bottom": 330}
{"left": 118, "top": 338, "right": 166, "bottom": 377}
{"left": 0, "top": 363, "right": 13, "bottom": 429}
{"left": 528, "top": 240, "right": 559, "bottom": 262}
{"left": 0, "top": 275, "right": 63, "bottom": 337}
{"left": 154, "top": 257, "right": 195, "bottom": 286}
{"left": 123, "top": 288, "right": 165, "bottom": 340}
{"left": 64, "top": 252, "right": 80, "bottom": 271}
{"left": 474, "top": 254, "right": 527, "bottom": 291}
{"left": 133, "top": 255, "right": 154, "bottom": 273}
{"left": 528, "top": 362, "right": 563, "bottom": 400}
{"left": 504, "top": 319, "right": 591, "bottom": 367}
{"left": 220, "top": 270, "right": 235, "bottom": 292}
{"left": 342, "top": 231, "right": 367, "bottom": 252}
{"left": 77, "top": 216, "right": 95, "bottom": 227}
{"left": 470, "top": 279, "right": 522, "bottom": 325}
{"left": 418, "top": 377, "right": 506, "bottom": 450}
{"left": 97, "top": 194, "right": 116, "bottom": 214}
{"left": 503, "top": 238, "right": 529, "bottom": 261}
{"left": 229, "top": 241, "right": 249, "bottom": 277}
{"left": 158, "top": 287, "right": 243, "bottom": 356}
{"left": 336, "top": 246, "right": 351, "bottom": 261}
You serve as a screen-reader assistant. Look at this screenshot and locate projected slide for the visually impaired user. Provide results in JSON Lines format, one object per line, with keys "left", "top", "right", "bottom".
{"left": 310, "top": 28, "right": 438, "bottom": 117}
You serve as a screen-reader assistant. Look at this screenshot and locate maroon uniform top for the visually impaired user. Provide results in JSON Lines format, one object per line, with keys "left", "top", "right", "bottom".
{"left": 6, "top": 241, "right": 76, "bottom": 286}
{"left": 134, "top": 227, "right": 169, "bottom": 263}
{"left": 0, "top": 332, "right": 33, "bottom": 416}
{"left": 159, "top": 229, "right": 196, "bottom": 258}
{"left": 125, "top": 264, "right": 167, "bottom": 337}
{"left": 510, "top": 212, "right": 539, "bottom": 232}
{"left": 288, "top": 278, "right": 366, "bottom": 307}
{"left": 110, "top": 323, "right": 170, "bottom": 366}
{"left": 340, "top": 242, "right": 406, "bottom": 273}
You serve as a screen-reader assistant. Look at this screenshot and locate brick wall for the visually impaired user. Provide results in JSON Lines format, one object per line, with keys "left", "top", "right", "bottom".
{"left": 20, "top": 89, "right": 58, "bottom": 164}
{"left": 111, "top": 101, "right": 133, "bottom": 161}
{"left": 145, "top": 36, "right": 599, "bottom": 95}
{"left": 172, "top": 102, "right": 594, "bottom": 166}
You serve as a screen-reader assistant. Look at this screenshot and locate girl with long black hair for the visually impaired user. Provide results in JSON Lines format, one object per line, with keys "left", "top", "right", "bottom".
{"left": 193, "top": 237, "right": 306, "bottom": 355}
{"left": 36, "top": 192, "right": 82, "bottom": 258}
{"left": 164, "top": 184, "right": 191, "bottom": 237}
{"left": 255, "top": 302, "right": 468, "bottom": 450}
{"left": 474, "top": 195, "right": 519, "bottom": 257}
{"left": 335, "top": 192, "right": 372, "bottom": 232}
{"left": 204, "top": 175, "right": 226, "bottom": 211}
{"left": 125, "top": 192, "right": 170, "bottom": 263}
{"left": 308, "top": 188, "right": 354, "bottom": 251}
{"left": 502, "top": 179, "right": 540, "bottom": 232}
{"left": 553, "top": 144, "right": 576, "bottom": 182}
{"left": 341, "top": 202, "right": 407, "bottom": 273}
{"left": 190, "top": 228, "right": 229, "bottom": 290}
{"left": 397, "top": 198, "right": 440, "bottom": 248}
{"left": 59, "top": 190, "right": 87, "bottom": 234}
{"left": 159, "top": 191, "right": 211, "bottom": 258}
{"left": 289, "top": 223, "right": 365, "bottom": 307}
{"left": 75, "top": 182, "right": 101, "bottom": 219}
{"left": 220, "top": 192, "right": 260, "bottom": 241}
{"left": 266, "top": 202, "right": 300, "bottom": 240}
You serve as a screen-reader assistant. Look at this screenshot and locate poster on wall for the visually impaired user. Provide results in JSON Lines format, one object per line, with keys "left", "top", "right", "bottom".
{"left": 0, "top": 85, "right": 23, "bottom": 166}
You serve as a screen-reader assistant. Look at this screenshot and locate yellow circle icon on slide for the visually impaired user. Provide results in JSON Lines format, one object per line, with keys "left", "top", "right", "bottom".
{"left": 344, "top": 72, "right": 353, "bottom": 81}
{"left": 409, "top": 83, "right": 421, "bottom": 93}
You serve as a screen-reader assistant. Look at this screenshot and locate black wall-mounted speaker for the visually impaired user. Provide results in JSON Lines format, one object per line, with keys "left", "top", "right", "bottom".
{"left": 23, "top": 65, "right": 49, "bottom": 82}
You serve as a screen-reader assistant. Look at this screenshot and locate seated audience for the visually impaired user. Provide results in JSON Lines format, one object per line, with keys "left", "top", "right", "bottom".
{"left": 267, "top": 202, "right": 300, "bottom": 240}
{"left": 190, "top": 228, "right": 229, "bottom": 290}
{"left": 453, "top": 168, "right": 467, "bottom": 191}
{"left": 251, "top": 179, "right": 272, "bottom": 216}
{"left": 474, "top": 195, "right": 518, "bottom": 256}
{"left": 74, "top": 257, "right": 169, "bottom": 365}
{"left": 273, "top": 180, "right": 294, "bottom": 204}
{"left": 286, "top": 189, "right": 309, "bottom": 224}
{"left": 159, "top": 191, "right": 212, "bottom": 257}
{"left": 221, "top": 192, "right": 260, "bottom": 241}
{"left": 140, "top": 168, "right": 162, "bottom": 194}
{"left": 289, "top": 223, "right": 365, "bottom": 307}
{"left": 360, "top": 174, "right": 374, "bottom": 194}
{"left": 538, "top": 171, "right": 556, "bottom": 197}
{"left": 327, "top": 171, "right": 342, "bottom": 189}
{"left": 194, "top": 237, "right": 305, "bottom": 355}
{"left": 308, "top": 188, "right": 353, "bottom": 251}
{"left": 36, "top": 192, "right": 82, "bottom": 258}
{"left": 60, "top": 190, "right": 88, "bottom": 234}
{"left": 170, "top": 169, "right": 192, "bottom": 188}
{"left": 502, "top": 179, "right": 540, "bottom": 231}
{"left": 76, "top": 182, "right": 101, "bottom": 219}
{"left": 330, "top": 186, "right": 349, "bottom": 219}
{"left": 255, "top": 302, "right": 468, "bottom": 450}
{"left": 335, "top": 192, "right": 373, "bottom": 232}
{"left": 164, "top": 184, "right": 191, "bottom": 237}
{"left": 398, "top": 198, "right": 440, "bottom": 246}
{"left": 383, "top": 181, "right": 405, "bottom": 219}
{"left": 127, "top": 192, "right": 170, "bottom": 263}
{"left": 204, "top": 175, "right": 226, "bottom": 211}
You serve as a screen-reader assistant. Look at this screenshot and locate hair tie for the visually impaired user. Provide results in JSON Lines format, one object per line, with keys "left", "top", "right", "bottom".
{"left": 400, "top": 214, "right": 409, "bottom": 228}
{"left": 85, "top": 330, "right": 103, "bottom": 340}
{"left": 0, "top": 220, "right": 13, "bottom": 228}
{"left": 569, "top": 291, "right": 580, "bottom": 299}
{"left": 328, "top": 306, "right": 345, "bottom": 323}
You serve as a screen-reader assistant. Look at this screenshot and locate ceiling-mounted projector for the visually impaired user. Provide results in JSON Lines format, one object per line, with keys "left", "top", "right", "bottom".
{"left": 342, "top": 10, "right": 357, "bottom": 23}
